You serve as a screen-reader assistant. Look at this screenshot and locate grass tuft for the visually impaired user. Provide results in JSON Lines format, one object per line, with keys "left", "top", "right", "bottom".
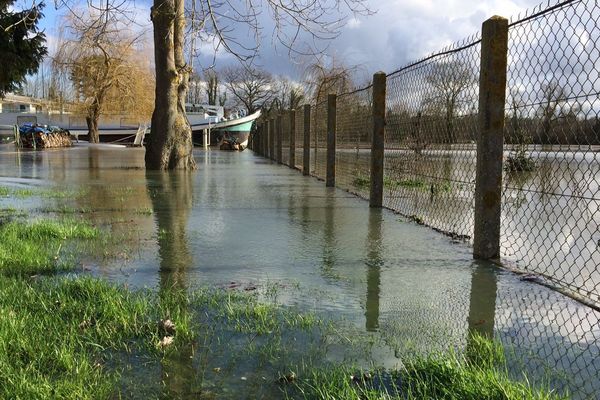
{"left": 285, "top": 335, "right": 565, "bottom": 399}
{"left": 0, "top": 219, "right": 99, "bottom": 275}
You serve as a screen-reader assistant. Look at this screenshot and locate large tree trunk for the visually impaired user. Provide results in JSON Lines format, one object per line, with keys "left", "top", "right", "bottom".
{"left": 145, "top": 0, "right": 196, "bottom": 170}
{"left": 86, "top": 106, "right": 100, "bottom": 143}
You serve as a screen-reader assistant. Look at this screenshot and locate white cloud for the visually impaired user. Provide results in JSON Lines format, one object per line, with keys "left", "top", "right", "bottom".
{"left": 347, "top": 17, "right": 362, "bottom": 29}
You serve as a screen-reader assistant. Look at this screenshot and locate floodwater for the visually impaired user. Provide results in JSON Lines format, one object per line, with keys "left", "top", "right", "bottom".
{"left": 1, "top": 144, "right": 599, "bottom": 399}
{"left": 303, "top": 145, "right": 600, "bottom": 302}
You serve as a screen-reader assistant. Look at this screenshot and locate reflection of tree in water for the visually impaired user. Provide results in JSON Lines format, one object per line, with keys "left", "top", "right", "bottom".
{"left": 148, "top": 172, "right": 193, "bottom": 290}
{"left": 504, "top": 169, "right": 534, "bottom": 209}
{"left": 147, "top": 171, "right": 195, "bottom": 398}
{"left": 365, "top": 209, "right": 383, "bottom": 332}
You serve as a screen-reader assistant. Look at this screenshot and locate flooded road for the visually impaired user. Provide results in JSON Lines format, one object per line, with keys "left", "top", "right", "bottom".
{"left": 0, "top": 144, "right": 599, "bottom": 398}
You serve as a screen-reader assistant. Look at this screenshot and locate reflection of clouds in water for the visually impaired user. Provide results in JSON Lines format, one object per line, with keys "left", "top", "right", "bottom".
{"left": 495, "top": 282, "right": 600, "bottom": 398}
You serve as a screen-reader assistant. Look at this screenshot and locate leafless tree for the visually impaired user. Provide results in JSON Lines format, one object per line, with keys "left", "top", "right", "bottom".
{"left": 53, "top": 3, "right": 153, "bottom": 142}
{"left": 537, "top": 80, "right": 568, "bottom": 144}
{"left": 425, "top": 61, "right": 476, "bottom": 143}
{"left": 268, "top": 76, "right": 305, "bottom": 112}
{"left": 145, "top": 0, "right": 195, "bottom": 169}
{"left": 223, "top": 66, "right": 273, "bottom": 114}
{"left": 304, "top": 60, "right": 356, "bottom": 104}
{"left": 187, "top": 72, "right": 204, "bottom": 105}
{"left": 146, "top": 0, "right": 373, "bottom": 170}
{"left": 205, "top": 70, "right": 219, "bottom": 105}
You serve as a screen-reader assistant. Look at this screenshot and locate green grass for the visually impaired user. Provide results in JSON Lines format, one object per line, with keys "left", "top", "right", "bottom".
{"left": 0, "top": 219, "right": 99, "bottom": 276}
{"left": 352, "top": 175, "right": 452, "bottom": 194}
{"left": 0, "top": 276, "right": 195, "bottom": 400}
{"left": 284, "top": 335, "right": 564, "bottom": 400}
{"left": 0, "top": 213, "right": 567, "bottom": 399}
{"left": 0, "top": 185, "right": 88, "bottom": 199}
{"left": 195, "top": 288, "right": 321, "bottom": 335}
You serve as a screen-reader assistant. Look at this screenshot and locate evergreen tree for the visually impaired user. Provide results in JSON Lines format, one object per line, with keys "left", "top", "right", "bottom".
{"left": 0, "top": 1, "right": 47, "bottom": 97}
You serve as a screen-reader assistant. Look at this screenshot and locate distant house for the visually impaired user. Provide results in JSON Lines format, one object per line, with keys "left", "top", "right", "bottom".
{"left": 0, "top": 93, "right": 43, "bottom": 114}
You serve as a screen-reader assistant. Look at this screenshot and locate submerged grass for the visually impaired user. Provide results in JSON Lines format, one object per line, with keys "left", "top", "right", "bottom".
{"left": 0, "top": 185, "right": 89, "bottom": 199}
{"left": 0, "top": 276, "right": 195, "bottom": 399}
{"left": 352, "top": 175, "right": 452, "bottom": 193}
{"left": 0, "top": 210, "right": 567, "bottom": 399}
{"left": 285, "top": 335, "right": 564, "bottom": 400}
{"left": 0, "top": 219, "right": 99, "bottom": 276}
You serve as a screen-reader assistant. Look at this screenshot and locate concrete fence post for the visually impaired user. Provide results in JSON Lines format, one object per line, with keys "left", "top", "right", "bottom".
{"left": 269, "top": 118, "right": 275, "bottom": 161}
{"left": 289, "top": 109, "right": 296, "bottom": 168}
{"left": 276, "top": 114, "right": 283, "bottom": 163}
{"left": 370, "top": 72, "right": 387, "bottom": 208}
{"left": 303, "top": 104, "right": 311, "bottom": 176}
{"left": 326, "top": 94, "right": 337, "bottom": 187}
{"left": 474, "top": 16, "right": 509, "bottom": 259}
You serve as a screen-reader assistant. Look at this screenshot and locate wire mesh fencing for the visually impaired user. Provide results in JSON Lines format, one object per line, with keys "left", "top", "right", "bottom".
{"left": 281, "top": 111, "right": 290, "bottom": 166}
{"left": 248, "top": 0, "right": 600, "bottom": 309}
{"left": 295, "top": 108, "right": 305, "bottom": 170}
{"left": 312, "top": 101, "right": 328, "bottom": 179}
{"left": 501, "top": 0, "right": 600, "bottom": 304}
{"left": 383, "top": 36, "right": 481, "bottom": 239}
{"left": 336, "top": 87, "right": 373, "bottom": 198}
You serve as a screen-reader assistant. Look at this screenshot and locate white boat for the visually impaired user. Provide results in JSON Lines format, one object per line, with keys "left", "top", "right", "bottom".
{"left": 187, "top": 104, "right": 261, "bottom": 150}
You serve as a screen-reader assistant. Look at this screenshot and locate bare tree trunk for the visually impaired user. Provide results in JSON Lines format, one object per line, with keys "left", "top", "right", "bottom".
{"left": 146, "top": 0, "right": 196, "bottom": 170}
{"left": 86, "top": 106, "right": 100, "bottom": 143}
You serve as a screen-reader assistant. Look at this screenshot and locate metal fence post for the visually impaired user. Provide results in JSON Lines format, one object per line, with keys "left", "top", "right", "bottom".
{"left": 326, "top": 94, "right": 337, "bottom": 187}
{"left": 370, "top": 72, "right": 387, "bottom": 208}
{"left": 276, "top": 114, "right": 283, "bottom": 163}
{"left": 289, "top": 109, "right": 296, "bottom": 168}
{"left": 303, "top": 105, "right": 311, "bottom": 176}
{"left": 474, "top": 16, "right": 509, "bottom": 259}
{"left": 269, "top": 118, "right": 275, "bottom": 160}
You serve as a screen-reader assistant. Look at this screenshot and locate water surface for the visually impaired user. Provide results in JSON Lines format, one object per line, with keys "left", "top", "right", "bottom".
{"left": 0, "top": 145, "right": 598, "bottom": 398}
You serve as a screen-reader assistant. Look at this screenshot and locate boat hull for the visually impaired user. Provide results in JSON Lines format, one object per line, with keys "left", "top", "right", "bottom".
{"left": 191, "top": 126, "right": 251, "bottom": 148}
{"left": 69, "top": 128, "right": 144, "bottom": 144}
{"left": 189, "top": 110, "right": 260, "bottom": 149}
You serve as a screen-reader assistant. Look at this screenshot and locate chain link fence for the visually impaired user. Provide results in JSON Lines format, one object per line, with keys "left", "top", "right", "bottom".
{"left": 500, "top": 0, "right": 600, "bottom": 304}
{"left": 295, "top": 108, "right": 304, "bottom": 170}
{"left": 248, "top": 0, "right": 600, "bottom": 308}
{"left": 281, "top": 111, "right": 290, "bottom": 166}
{"left": 336, "top": 87, "right": 373, "bottom": 197}
{"left": 312, "top": 101, "right": 328, "bottom": 179}
{"left": 384, "top": 36, "right": 481, "bottom": 239}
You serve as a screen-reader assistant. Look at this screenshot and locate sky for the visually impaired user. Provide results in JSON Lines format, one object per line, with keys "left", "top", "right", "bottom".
{"left": 36, "top": 0, "right": 546, "bottom": 80}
